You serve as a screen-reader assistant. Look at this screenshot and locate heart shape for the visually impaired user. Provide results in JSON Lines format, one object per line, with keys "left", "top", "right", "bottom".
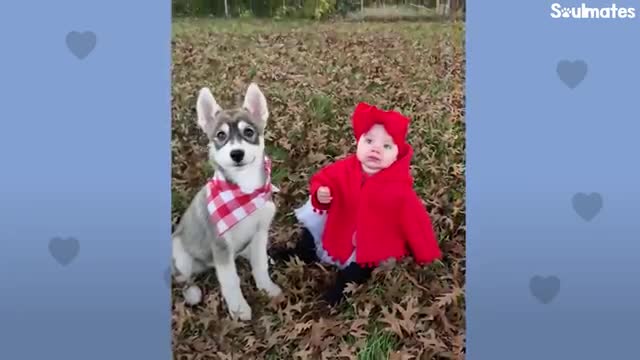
{"left": 556, "top": 60, "right": 587, "bottom": 89}
{"left": 572, "top": 192, "right": 603, "bottom": 221}
{"left": 66, "top": 31, "right": 97, "bottom": 60}
{"left": 529, "top": 275, "right": 560, "bottom": 304}
{"left": 49, "top": 236, "right": 80, "bottom": 266}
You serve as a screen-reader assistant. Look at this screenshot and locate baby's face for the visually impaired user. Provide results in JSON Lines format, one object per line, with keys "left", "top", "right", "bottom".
{"left": 356, "top": 124, "right": 399, "bottom": 174}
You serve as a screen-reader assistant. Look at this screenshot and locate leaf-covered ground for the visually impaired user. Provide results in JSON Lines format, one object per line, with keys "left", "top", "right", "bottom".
{"left": 171, "top": 19, "right": 465, "bottom": 360}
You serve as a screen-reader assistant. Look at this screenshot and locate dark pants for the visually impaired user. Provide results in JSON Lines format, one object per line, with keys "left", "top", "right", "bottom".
{"left": 270, "top": 228, "right": 374, "bottom": 306}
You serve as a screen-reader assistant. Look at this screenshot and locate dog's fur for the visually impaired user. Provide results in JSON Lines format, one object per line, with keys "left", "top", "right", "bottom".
{"left": 171, "top": 83, "right": 282, "bottom": 321}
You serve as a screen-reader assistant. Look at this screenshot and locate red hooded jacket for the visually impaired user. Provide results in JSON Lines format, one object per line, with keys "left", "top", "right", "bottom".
{"left": 307, "top": 103, "right": 442, "bottom": 268}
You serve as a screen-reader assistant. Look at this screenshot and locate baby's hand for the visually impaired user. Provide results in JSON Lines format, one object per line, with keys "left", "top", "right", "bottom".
{"left": 317, "top": 186, "right": 332, "bottom": 204}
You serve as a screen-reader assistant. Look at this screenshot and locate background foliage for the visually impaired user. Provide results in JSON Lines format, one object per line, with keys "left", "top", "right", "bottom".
{"left": 172, "top": 0, "right": 465, "bottom": 20}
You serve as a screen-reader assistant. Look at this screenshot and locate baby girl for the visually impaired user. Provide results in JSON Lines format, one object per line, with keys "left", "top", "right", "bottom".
{"left": 271, "top": 102, "right": 442, "bottom": 305}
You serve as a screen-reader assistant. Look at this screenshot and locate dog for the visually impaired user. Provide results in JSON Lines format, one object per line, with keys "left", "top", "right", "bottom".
{"left": 171, "top": 83, "right": 282, "bottom": 321}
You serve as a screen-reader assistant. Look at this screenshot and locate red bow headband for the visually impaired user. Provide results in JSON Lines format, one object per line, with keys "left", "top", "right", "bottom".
{"left": 351, "top": 102, "right": 410, "bottom": 154}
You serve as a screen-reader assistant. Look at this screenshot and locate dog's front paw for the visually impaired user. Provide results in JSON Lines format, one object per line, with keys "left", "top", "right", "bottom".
{"left": 229, "top": 298, "right": 252, "bottom": 321}
{"left": 261, "top": 282, "right": 282, "bottom": 298}
{"left": 182, "top": 285, "right": 203, "bottom": 306}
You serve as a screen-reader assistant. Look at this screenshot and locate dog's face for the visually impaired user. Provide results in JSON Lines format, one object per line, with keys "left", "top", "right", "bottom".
{"left": 195, "top": 83, "right": 269, "bottom": 170}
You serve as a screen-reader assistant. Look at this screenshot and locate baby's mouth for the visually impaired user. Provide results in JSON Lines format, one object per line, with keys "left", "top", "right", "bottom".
{"left": 366, "top": 155, "right": 381, "bottom": 163}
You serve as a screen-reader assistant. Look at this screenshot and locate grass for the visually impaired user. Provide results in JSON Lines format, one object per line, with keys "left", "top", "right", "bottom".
{"left": 172, "top": 17, "right": 318, "bottom": 36}
{"left": 358, "top": 328, "right": 397, "bottom": 360}
{"left": 171, "top": 17, "right": 465, "bottom": 359}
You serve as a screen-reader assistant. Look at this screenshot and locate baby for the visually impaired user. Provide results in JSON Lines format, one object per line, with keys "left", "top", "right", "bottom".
{"left": 270, "top": 102, "right": 442, "bottom": 305}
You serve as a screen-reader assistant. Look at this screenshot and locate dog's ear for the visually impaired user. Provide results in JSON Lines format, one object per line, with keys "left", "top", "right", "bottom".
{"left": 243, "top": 83, "right": 269, "bottom": 125}
{"left": 196, "top": 87, "right": 222, "bottom": 132}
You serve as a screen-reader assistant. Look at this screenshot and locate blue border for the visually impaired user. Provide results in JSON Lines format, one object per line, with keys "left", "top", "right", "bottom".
{"left": 0, "top": 1, "right": 172, "bottom": 359}
{"left": 467, "top": 1, "right": 640, "bottom": 358}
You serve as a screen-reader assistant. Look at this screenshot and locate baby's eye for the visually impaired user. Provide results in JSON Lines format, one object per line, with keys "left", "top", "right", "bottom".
{"left": 365, "top": 138, "right": 372, "bottom": 144}
{"left": 384, "top": 144, "right": 392, "bottom": 150}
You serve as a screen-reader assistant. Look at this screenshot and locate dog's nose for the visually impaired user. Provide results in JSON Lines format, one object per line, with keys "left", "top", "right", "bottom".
{"left": 230, "top": 149, "right": 245, "bottom": 163}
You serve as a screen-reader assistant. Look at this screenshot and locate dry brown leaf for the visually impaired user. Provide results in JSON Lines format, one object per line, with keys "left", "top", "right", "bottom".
{"left": 293, "top": 344, "right": 314, "bottom": 360}
{"left": 335, "top": 342, "right": 357, "bottom": 359}
{"left": 398, "top": 296, "right": 420, "bottom": 323}
{"left": 286, "top": 320, "right": 314, "bottom": 341}
{"left": 309, "top": 318, "right": 326, "bottom": 348}
{"left": 214, "top": 352, "right": 233, "bottom": 360}
{"left": 306, "top": 152, "right": 327, "bottom": 163}
{"left": 389, "top": 350, "right": 417, "bottom": 360}
{"left": 453, "top": 333, "right": 466, "bottom": 357}
{"left": 418, "top": 329, "right": 449, "bottom": 354}
{"left": 403, "top": 271, "right": 432, "bottom": 293}
{"left": 378, "top": 305, "right": 404, "bottom": 337}
{"left": 320, "top": 346, "right": 338, "bottom": 360}
{"left": 348, "top": 318, "right": 369, "bottom": 339}
{"left": 357, "top": 302, "right": 374, "bottom": 318}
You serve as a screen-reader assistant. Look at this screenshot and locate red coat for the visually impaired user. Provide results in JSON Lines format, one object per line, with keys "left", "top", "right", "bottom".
{"left": 308, "top": 145, "right": 442, "bottom": 268}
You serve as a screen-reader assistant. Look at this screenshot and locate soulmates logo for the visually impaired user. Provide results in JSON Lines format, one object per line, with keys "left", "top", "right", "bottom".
{"left": 550, "top": 3, "right": 636, "bottom": 19}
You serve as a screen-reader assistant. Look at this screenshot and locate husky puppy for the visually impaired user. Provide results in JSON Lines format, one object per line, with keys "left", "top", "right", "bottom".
{"left": 171, "top": 83, "right": 282, "bottom": 321}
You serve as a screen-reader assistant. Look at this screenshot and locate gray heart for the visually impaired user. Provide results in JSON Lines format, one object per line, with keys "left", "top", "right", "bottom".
{"left": 66, "top": 31, "right": 97, "bottom": 60}
{"left": 572, "top": 192, "right": 603, "bottom": 221}
{"left": 529, "top": 275, "right": 560, "bottom": 304}
{"left": 557, "top": 60, "right": 587, "bottom": 89}
{"left": 48, "top": 236, "right": 80, "bottom": 266}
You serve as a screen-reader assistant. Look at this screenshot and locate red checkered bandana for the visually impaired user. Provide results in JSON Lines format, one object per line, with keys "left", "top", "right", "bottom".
{"left": 206, "top": 157, "right": 276, "bottom": 236}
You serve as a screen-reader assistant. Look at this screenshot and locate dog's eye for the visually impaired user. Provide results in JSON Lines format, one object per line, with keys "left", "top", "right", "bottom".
{"left": 243, "top": 128, "right": 254, "bottom": 137}
{"left": 216, "top": 131, "right": 227, "bottom": 141}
